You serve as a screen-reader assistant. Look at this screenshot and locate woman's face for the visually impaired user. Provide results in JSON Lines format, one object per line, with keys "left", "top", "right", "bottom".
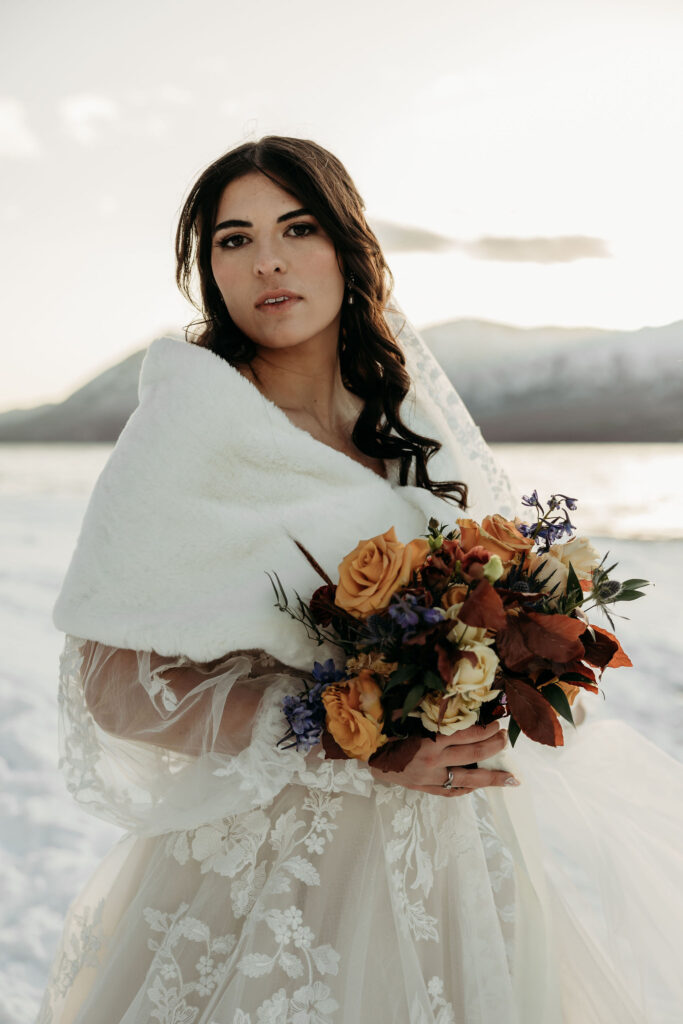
{"left": 210, "top": 171, "right": 346, "bottom": 354}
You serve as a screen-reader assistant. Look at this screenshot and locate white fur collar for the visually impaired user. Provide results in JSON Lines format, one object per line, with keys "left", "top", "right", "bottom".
{"left": 53, "top": 335, "right": 509, "bottom": 669}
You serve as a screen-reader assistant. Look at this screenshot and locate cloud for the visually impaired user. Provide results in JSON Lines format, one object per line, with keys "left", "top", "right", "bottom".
{"left": 369, "top": 217, "right": 611, "bottom": 263}
{"left": 369, "top": 218, "right": 456, "bottom": 253}
{"left": 463, "top": 235, "right": 612, "bottom": 263}
{"left": 58, "top": 94, "right": 120, "bottom": 146}
{"left": 0, "top": 98, "right": 41, "bottom": 158}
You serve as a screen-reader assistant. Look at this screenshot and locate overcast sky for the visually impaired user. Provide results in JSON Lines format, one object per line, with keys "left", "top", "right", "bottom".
{"left": 2, "top": 0, "right": 682, "bottom": 409}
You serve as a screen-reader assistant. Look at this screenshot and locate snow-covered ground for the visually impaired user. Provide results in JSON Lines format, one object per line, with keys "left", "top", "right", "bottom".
{"left": 0, "top": 443, "right": 681, "bottom": 1023}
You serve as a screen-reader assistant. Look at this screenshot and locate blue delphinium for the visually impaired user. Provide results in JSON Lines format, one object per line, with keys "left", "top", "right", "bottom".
{"left": 279, "top": 658, "right": 345, "bottom": 752}
{"left": 388, "top": 593, "right": 445, "bottom": 641}
{"left": 517, "top": 491, "right": 578, "bottom": 551}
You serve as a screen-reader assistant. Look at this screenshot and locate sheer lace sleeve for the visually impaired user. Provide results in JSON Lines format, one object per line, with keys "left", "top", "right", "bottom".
{"left": 58, "top": 635, "right": 376, "bottom": 836}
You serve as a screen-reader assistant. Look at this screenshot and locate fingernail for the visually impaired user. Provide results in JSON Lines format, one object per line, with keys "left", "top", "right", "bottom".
{"left": 505, "top": 777, "right": 521, "bottom": 786}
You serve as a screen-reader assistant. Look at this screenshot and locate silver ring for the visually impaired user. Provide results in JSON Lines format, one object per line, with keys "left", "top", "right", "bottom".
{"left": 442, "top": 767, "right": 455, "bottom": 789}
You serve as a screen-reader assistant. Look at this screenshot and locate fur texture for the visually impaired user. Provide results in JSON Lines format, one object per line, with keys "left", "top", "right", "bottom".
{"left": 53, "top": 335, "right": 505, "bottom": 669}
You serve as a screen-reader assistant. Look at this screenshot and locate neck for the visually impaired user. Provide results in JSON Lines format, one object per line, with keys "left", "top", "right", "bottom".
{"left": 245, "top": 335, "right": 358, "bottom": 436}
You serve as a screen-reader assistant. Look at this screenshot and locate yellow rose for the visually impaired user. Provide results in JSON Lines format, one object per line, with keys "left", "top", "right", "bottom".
{"left": 335, "top": 526, "right": 430, "bottom": 620}
{"left": 457, "top": 513, "right": 534, "bottom": 564}
{"left": 443, "top": 602, "right": 492, "bottom": 646}
{"left": 322, "top": 669, "right": 388, "bottom": 759}
{"left": 408, "top": 642, "right": 501, "bottom": 735}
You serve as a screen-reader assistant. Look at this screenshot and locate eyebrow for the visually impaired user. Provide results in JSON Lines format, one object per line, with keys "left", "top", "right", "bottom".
{"left": 213, "top": 207, "right": 312, "bottom": 234}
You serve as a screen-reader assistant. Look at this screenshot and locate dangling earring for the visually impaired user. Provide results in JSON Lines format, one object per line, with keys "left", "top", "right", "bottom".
{"left": 347, "top": 272, "right": 355, "bottom": 305}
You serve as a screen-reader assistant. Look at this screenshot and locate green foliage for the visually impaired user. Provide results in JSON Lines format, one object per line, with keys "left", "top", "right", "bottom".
{"left": 507, "top": 718, "right": 521, "bottom": 747}
{"left": 541, "top": 683, "right": 576, "bottom": 727}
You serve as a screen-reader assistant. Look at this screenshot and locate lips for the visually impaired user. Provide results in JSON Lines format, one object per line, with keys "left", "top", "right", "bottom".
{"left": 255, "top": 289, "right": 302, "bottom": 308}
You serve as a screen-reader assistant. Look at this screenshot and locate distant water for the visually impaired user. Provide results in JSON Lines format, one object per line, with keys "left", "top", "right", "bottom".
{"left": 0, "top": 442, "right": 681, "bottom": 539}
{"left": 0, "top": 441, "right": 681, "bottom": 1023}
{"left": 496, "top": 443, "right": 683, "bottom": 541}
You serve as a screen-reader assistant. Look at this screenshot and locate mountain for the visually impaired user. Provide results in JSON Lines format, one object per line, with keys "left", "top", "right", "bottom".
{"left": 420, "top": 319, "right": 683, "bottom": 441}
{"left": 0, "top": 320, "right": 680, "bottom": 443}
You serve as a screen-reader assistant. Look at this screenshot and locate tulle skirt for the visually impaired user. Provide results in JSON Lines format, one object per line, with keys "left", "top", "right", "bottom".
{"left": 36, "top": 718, "right": 683, "bottom": 1024}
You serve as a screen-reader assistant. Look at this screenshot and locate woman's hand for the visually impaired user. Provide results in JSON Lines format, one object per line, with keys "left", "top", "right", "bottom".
{"left": 366, "top": 721, "right": 519, "bottom": 797}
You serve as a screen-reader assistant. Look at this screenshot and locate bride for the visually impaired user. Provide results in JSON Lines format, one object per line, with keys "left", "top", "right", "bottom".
{"left": 37, "top": 136, "right": 682, "bottom": 1023}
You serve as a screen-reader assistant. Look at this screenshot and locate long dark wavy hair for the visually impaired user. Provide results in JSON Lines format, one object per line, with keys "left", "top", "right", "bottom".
{"left": 175, "top": 135, "right": 469, "bottom": 509}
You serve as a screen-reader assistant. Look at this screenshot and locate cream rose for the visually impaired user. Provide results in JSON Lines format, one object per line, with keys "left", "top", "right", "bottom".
{"left": 525, "top": 549, "right": 569, "bottom": 608}
{"left": 526, "top": 536, "right": 602, "bottom": 606}
{"left": 552, "top": 536, "right": 602, "bottom": 585}
{"left": 412, "top": 689, "right": 479, "bottom": 735}
{"left": 409, "top": 642, "right": 501, "bottom": 735}
{"left": 443, "top": 602, "right": 492, "bottom": 646}
{"left": 449, "top": 642, "right": 501, "bottom": 703}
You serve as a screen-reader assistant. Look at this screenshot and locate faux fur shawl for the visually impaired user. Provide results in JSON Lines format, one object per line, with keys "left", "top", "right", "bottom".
{"left": 53, "top": 333, "right": 513, "bottom": 670}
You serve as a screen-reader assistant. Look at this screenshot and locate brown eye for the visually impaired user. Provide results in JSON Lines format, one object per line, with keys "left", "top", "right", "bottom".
{"left": 217, "top": 234, "right": 247, "bottom": 249}
{"left": 286, "top": 223, "right": 316, "bottom": 238}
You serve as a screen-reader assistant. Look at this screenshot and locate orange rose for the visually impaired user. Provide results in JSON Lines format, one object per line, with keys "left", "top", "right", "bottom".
{"left": 457, "top": 514, "right": 534, "bottom": 565}
{"left": 322, "top": 669, "right": 388, "bottom": 759}
{"left": 441, "top": 584, "right": 469, "bottom": 610}
{"left": 335, "top": 526, "right": 430, "bottom": 619}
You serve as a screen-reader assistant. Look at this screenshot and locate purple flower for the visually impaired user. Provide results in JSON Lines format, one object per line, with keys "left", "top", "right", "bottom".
{"left": 387, "top": 592, "right": 445, "bottom": 642}
{"left": 311, "top": 658, "right": 345, "bottom": 684}
{"left": 280, "top": 693, "right": 324, "bottom": 752}
{"left": 387, "top": 594, "right": 421, "bottom": 629}
{"left": 279, "top": 659, "right": 345, "bottom": 753}
{"left": 521, "top": 490, "right": 540, "bottom": 507}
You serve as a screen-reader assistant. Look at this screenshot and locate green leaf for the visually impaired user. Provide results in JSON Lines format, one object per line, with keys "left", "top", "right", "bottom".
{"left": 613, "top": 591, "right": 646, "bottom": 602}
{"left": 384, "top": 664, "right": 419, "bottom": 693}
{"left": 566, "top": 561, "right": 583, "bottom": 604}
{"left": 423, "top": 669, "right": 447, "bottom": 691}
{"left": 401, "top": 683, "right": 427, "bottom": 720}
{"left": 508, "top": 718, "right": 521, "bottom": 747}
{"left": 541, "top": 683, "right": 575, "bottom": 726}
{"left": 620, "top": 578, "right": 651, "bottom": 588}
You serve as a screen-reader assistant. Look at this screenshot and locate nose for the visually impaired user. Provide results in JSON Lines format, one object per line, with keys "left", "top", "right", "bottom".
{"left": 253, "top": 242, "right": 285, "bottom": 276}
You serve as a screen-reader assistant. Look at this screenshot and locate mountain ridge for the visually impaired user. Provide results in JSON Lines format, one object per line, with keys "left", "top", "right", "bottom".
{"left": 0, "top": 319, "right": 680, "bottom": 442}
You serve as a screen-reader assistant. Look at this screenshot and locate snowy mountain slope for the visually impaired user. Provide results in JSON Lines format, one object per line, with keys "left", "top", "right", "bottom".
{"left": 0, "top": 321, "right": 680, "bottom": 442}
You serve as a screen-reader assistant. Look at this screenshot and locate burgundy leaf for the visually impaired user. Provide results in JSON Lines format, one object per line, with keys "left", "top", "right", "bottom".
{"left": 496, "top": 617, "right": 534, "bottom": 671}
{"left": 321, "top": 731, "right": 350, "bottom": 760}
{"left": 458, "top": 580, "right": 508, "bottom": 631}
{"left": 585, "top": 624, "right": 633, "bottom": 668}
{"left": 580, "top": 625, "right": 619, "bottom": 668}
{"left": 368, "top": 734, "right": 423, "bottom": 773}
{"left": 503, "top": 676, "right": 564, "bottom": 747}
{"left": 435, "top": 642, "right": 460, "bottom": 686}
{"left": 521, "top": 612, "right": 586, "bottom": 663}
{"left": 550, "top": 657, "right": 597, "bottom": 682}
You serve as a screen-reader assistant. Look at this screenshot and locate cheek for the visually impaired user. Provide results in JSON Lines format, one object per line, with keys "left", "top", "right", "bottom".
{"left": 305, "top": 244, "right": 344, "bottom": 297}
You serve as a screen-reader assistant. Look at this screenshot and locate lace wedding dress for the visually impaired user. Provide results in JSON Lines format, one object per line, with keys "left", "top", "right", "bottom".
{"left": 37, "top": 302, "right": 683, "bottom": 1022}
{"left": 36, "top": 634, "right": 682, "bottom": 1023}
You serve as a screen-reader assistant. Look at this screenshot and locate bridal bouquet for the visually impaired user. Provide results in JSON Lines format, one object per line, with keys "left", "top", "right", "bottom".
{"left": 268, "top": 492, "right": 650, "bottom": 773}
